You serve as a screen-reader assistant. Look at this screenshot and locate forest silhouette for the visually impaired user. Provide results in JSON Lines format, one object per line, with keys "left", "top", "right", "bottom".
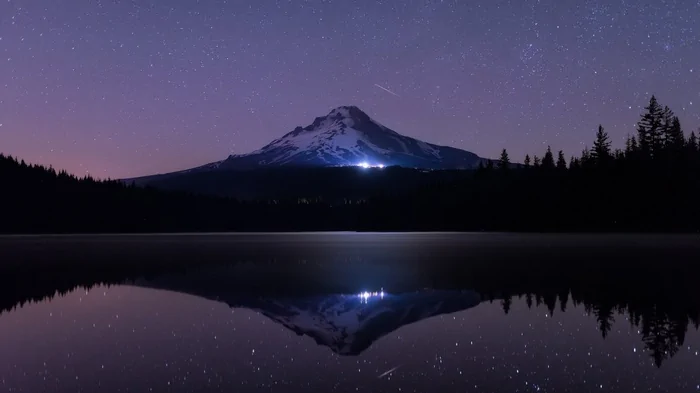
{"left": 2, "top": 95, "right": 700, "bottom": 232}
{"left": 1, "top": 257, "right": 697, "bottom": 368}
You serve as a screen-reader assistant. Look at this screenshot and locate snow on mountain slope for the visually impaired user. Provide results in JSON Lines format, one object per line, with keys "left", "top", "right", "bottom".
{"left": 124, "top": 106, "right": 485, "bottom": 184}
{"left": 216, "top": 105, "right": 484, "bottom": 170}
{"left": 241, "top": 106, "right": 399, "bottom": 164}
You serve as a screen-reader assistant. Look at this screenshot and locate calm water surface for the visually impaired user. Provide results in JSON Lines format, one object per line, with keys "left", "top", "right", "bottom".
{"left": 0, "top": 233, "right": 699, "bottom": 392}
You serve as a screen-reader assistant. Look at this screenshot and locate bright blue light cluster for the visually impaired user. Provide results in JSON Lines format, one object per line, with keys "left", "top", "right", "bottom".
{"left": 357, "top": 162, "right": 385, "bottom": 169}
{"left": 358, "top": 290, "right": 385, "bottom": 303}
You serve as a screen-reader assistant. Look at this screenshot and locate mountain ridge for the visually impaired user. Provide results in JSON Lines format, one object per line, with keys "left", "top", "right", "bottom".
{"left": 214, "top": 105, "right": 484, "bottom": 170}
{"left": 128, "top": 106, "right": 486, "bottom": 183}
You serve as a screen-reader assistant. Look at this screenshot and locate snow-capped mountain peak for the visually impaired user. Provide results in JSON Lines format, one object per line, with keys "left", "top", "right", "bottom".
{"left": 323, "top": 105, "right": 397, "bottom": 134}
{"left": 218, "top": 106, "right": 484, "bottom": 170}
{"left": 232, "top": 106, "right": 399, "bottom": 167}
{"left": 126, "top": 106, "right": 487, "bottom": 185}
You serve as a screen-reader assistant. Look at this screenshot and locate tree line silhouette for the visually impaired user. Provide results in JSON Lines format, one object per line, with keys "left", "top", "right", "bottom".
{"left": 481, "top": 275, "right": 699, "bottom": 368}
{"left": 1, "top": 255, "right": 697, "bottom": 368}
{"left": 373, "top": 95, "right": 700, "bottom": 231}
{"left": 2, "top": 95, "right": 700, "bottom": 232}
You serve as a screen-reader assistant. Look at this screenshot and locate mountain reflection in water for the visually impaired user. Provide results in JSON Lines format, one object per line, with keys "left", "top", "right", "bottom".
{"left": 1, "top": 283, "right": 698, "bottom": 393}
{"left": 1, "top": 234, "right": 700, "bottom": 392}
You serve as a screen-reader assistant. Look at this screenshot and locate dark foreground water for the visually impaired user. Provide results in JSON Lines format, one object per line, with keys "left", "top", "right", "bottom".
{"left": 0, "top": 233, "right": 699, "bottom": 392}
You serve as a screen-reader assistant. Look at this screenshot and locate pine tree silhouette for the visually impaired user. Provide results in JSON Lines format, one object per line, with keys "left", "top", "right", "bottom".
{"left": 556, "top": 150, "right": 567, "bottom": 170}
{"left": 568, "top": 157, "right": 581, "bottom": 170}
{"left": 580, "top": 148, "right": 592, "bottom": 168}
{"left": 498, "top": 149, "right": 510, "bottom": 171}
{"left": 501, "top": 296, "right": 512, "bottom": 314}
{"left": 541, "top": 146, "right": 555, "bottom": 169}
{"left": 686, "top": 131, "right": 699, "bottom": 167}
{"left": 687, "top": 132, "right": 698, "bottom": 153}
{"left": 665, "top": 116, "right": 685, "bottom": 153}
{"left": 592, "top": 125, "right": 612, "bottom": 165}
{"left": 558, "top": 290, "right": 569, "bottom": 312}
{"left": 594, "top": 304, "right": 615, "bottom": 339}
{"left": 614, "top": 149, "right": 624, "bottom": 161}
{"left": 637, "top": 95, "right": 665, "bottom": 159}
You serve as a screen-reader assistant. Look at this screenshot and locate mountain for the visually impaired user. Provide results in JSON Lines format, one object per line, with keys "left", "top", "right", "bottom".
{"left": 129, "top": 106, "right": 485, "bottom": 184}
{"left": 124, "top": 106, "right": 488, "bottom": 199}
{"left": 138, "top": 270, "right": 483, "bottom": 355}
{"left": 215, "top": 106, "right": 484, "bottom": 170}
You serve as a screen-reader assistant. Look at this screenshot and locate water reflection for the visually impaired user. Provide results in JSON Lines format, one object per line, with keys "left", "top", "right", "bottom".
{"left": 1, "top": 284, "right": 698, "bottom": 393}
{"left": 2, "top": 260, "right": 700, "bottom": 370}
{"left": 144, "top": 269, "right": 700, "bottom": 369}
{"left": 2, "top": 234, "right": 700, "bottom": 392}
{"left": 139, "top": 283, "right": 481, "bottom": 356}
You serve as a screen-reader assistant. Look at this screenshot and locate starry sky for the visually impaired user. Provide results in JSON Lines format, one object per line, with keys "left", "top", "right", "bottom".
{"left": 1, "top": 286, "right": 698, "bottom": 392}
{"left": 1, "top": 0, "right": 699, "bottom": 178}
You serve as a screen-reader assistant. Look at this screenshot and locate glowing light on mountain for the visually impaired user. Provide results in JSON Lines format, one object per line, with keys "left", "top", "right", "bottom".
{"left": 358, "top": 290, "right": 385, "bottom": 303}
{"left": 356, "top": 162, "right": 385, "bottom": 169}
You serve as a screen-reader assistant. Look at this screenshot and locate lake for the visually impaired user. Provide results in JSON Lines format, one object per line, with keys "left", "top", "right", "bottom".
{"left": 1, "top": 233, "right": 699, "bottom": 392}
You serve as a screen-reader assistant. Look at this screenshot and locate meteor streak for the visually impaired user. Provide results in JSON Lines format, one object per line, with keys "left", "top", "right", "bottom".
{"left": 374, "top": 84, "right": 401, "bottom": 97}
{"left": 377, "top": 365, "right": 401, "bottom": 379}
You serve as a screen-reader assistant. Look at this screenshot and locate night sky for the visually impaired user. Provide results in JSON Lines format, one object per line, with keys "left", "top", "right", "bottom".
{"left": 1, "top": 0, "right": 699, "bottom": 179}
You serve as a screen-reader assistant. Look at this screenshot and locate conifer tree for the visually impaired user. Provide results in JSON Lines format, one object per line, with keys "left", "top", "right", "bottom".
{"left": 591, "top": 125, "right": 612, "bottom": 165}
{"left": 637, "top": 95, "right": 664, "bottom": 158}
{"left": 542, "top": 146, "right": 555, "bottom": 169}
{"left": 533, "top": 155, "right": 541, "bottom": 168}
{"left": 686, "top": 131, "right": 699, "bottom": 167}
{"left": 625, "top": 134, "right": 639, "bottom": 155}
{"left": 625, "top": 134, "right": 632, "bottom": 155}
{"left": 556, "top": 150, "right": 567, "bottom": 170}
{"left": 498, "top": 149, "right": 510, "bottom": 171}
{"left": 524, "top": 154, "right": 531, "bottom": 168}
{"left": 665, "top": 116, "right": 684, "bottom": 153}
{"left": 569, "top": 157, "right": 580, "bottom": 170}
{"left": 661, "top": 105, "right": 675, "bottom": 140}
{"left": 580, "top": 148, "right": 592, "bottom": 168}
{"left": 687, "top": 131, "right": 698, "bottom": 154}
{"left": 614, "top": 149, "right": 624, "bottom": 161}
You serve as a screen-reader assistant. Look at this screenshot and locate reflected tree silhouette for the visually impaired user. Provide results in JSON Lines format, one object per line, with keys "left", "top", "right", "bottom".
{"left": 0, "top": 258, "right": 698, "bottom": 368}
{"left": 501, "top": 296, "right": 512, "bottom": 314}
{"left": 483, "top": 288, "right": 699, "bottom": 368}
{"left": 558, "top": 290, "right": 569, "bottom": 313}
{"left": 525, "top": 293, "right": 533, "bottom": 309}
{"left": 593, "top": 304, "right": 615, "bottom": 339}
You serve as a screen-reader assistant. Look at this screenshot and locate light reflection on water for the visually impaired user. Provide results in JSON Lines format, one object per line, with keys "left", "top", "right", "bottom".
{"left": 0, "top": 284, "right": 698, "bottom": 393}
